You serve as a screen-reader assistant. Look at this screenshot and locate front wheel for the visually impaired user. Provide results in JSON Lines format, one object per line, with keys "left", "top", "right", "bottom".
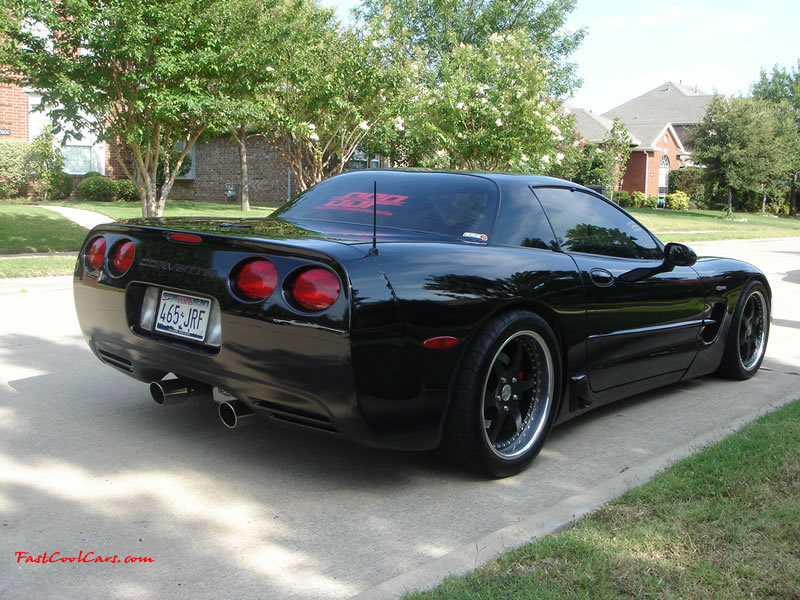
{"left": 443, "top": 311, "right": 561, "bottom": 478}
{"left": 717, "top": 281, "right": 770, "bottom": 379}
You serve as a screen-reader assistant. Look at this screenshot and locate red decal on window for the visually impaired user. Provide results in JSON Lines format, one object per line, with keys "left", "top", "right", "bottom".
{"left": 316, "top": 192, "right": 409, "bottom": 216}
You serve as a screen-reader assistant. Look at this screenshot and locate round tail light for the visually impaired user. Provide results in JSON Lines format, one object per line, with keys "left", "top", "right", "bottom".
{"left": 234, "top": 259, "right": 278, "bottom": 300}
{"left": 86, "top": 236, "right": 106, "bottom": 271}
{"left": 110, "top": 239, "right": 135, "bottom": 276}
{"left": 290, "top": 268, "right": 340, "bottom": 311}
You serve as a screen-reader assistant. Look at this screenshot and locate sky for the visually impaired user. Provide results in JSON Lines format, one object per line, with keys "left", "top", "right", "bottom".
{"left": 321, "top": 0, "right": 799, "bottom": 113}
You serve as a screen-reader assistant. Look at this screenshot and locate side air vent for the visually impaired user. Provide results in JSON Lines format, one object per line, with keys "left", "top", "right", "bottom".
{"left": 98, "top": 350, "right": 134, "bottom": 373}
{"left": 699, "top": 302, "right": 726, "bottom": 345}
{"left": 251, "top": 397, "right": 336, "bottom": 432}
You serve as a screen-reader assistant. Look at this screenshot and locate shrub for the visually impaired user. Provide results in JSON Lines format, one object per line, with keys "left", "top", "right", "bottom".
{"left": 614, "top": 190, "right": 630, "bottom": 205}
{"left": 0, "top": 138, "right": 31, "bottom": 198}
{"left": 643, "top": 195, "right": 659, "bottom": 209}
{"left": 27, "top": 126, "right": 66, "bottom": 202}
{"left": 116, "top": 179, "right": 140, "bottom": 202}
{"left": 82, "top": 171, "right": 103, "bottom": 180}
{"left": 78, "top": 175, "right": 118, "bottom": 202}
{"left": 630, "top": 191, "right": 646, "bottom": 208}
{"left": 53, "top": 171, "right": 75, "bottom": 199}
{"left": 668, "top": 167, "right": 704, "bottom": 196}
{"left": 665, "top": 191, "right": 690, "bottom": 211}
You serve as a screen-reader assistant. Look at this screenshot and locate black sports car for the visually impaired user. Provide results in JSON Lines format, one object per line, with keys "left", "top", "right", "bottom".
{"left": 73, "top": 170, "right": 771, "bottom": 476}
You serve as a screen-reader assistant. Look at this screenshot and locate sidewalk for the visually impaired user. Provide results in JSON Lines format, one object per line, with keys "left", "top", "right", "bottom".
{"left": 39, "top": 205, "right": 115, "bottom": 229}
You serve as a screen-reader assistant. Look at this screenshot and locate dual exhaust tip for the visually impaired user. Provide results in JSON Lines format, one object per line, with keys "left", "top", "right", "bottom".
{"left": 149, "top": 378, "right": 254, "bottom": 429}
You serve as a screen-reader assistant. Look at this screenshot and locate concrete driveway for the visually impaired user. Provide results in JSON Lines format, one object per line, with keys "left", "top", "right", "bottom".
{"left": 1, "top": 237, "right": 798, "bottom": 600}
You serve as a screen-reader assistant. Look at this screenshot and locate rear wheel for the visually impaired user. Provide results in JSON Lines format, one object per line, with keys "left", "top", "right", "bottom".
{"left": 443, "top": 310, "right": 560, "bottom": 478}
{"left": 717, "top": 281, "right": 770, "bottom": 379}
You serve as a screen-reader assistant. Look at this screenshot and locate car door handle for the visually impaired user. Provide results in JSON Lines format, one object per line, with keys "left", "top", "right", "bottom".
{"left": 589, "top": 268, "right": 614, "bottom": 287}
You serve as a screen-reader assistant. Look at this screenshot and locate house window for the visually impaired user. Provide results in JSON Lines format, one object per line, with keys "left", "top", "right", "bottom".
{"left": 658, "top": 156, "right": 670, "bottom": 195}
{"left": 61, "top": 143, "right": 104, "bottom": 175}
{"left": 346, "top": 149, "right": 380, "bottom": 171}
{"left": 174, "top": 142, "right": 196, "bottom": 180}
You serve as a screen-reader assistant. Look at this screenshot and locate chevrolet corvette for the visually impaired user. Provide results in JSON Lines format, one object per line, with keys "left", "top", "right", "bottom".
{"left": 73, "top": 170, "right": 770, "bottom": 476}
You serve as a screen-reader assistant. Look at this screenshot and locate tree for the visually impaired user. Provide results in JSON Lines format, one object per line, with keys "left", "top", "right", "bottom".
{"left": 600, "top": 119, "right": 632, "bottom": 202}
{"left": 357, "top": 0, "right": 584, "bottom": 169}
{"left": 751, "top": 61, "right": 800, "bottom": 215}
{"left": 1, "top": 0, "right": 238, "bottom": 217}
{"left": 27, "top": 126, "right": 64, "bottom": 203}
{"left": 257, "top": 20, "right": 410, "bottom": 192}
{"left": 694, "top": 96, "right": 791, "bottom": 215}
{"left": 356, "top": 0, "right": 585, "bottom": 98}
{"left": 212, "top": 0, "right": 319, "bottom": 211}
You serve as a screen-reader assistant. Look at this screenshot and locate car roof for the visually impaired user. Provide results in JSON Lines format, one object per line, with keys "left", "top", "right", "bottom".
{"left": 344, "top": 168, "right": 594, "bottom": 193}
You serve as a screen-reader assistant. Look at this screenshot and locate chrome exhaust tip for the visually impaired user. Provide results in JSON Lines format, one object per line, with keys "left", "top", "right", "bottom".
{"left": 150, "top": 379, "right": 210, "bottom": 405}
{"left": 218, "top": 400, "right": 255, "bottom": 429}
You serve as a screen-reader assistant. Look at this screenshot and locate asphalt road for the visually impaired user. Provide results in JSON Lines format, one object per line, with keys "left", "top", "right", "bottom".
{"left": 1, "top": 237, "right": 798, "bottom": 600}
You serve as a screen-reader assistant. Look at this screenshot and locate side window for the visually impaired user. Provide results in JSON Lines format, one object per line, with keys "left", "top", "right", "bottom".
{"left": 492, "top": 183, "right": 558, "bottom": 250}
{"left": 534, "top": 187, "right": 662, "bottom": 259}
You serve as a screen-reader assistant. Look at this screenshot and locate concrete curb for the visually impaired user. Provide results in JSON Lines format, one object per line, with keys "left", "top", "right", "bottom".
{"left": 352, "top": 388, "right": 800, "bottom": 599}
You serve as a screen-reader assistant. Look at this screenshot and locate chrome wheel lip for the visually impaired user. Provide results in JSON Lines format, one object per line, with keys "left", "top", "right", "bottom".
{"left": 738, "top": 290, "right": 768, "bottom": 372}
{"left": 480, "top": 330, "right": 554, "bottom": 460}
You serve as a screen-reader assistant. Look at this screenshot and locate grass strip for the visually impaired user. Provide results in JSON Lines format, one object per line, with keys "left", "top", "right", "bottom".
{"left": 56, "top": 200, "right": 275, "bottom": 221}
{"left": 0, "top": 255, "right": 76, "bottom": 278}
{"left": 0, "top": 206, "right": 89, "bottom": 253}
{"left": 630, "top": 208, "right": 800, "bottom": 243}
{"left": 407, "top": 399, "right": 800, "bottom": 600}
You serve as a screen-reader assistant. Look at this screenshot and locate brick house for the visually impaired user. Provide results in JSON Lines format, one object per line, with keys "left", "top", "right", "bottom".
{"left": 602, "top": 81, "right": 713, "bottom": 196}
{"left": 1, "top": 78, "right": 296, "bottom": 204}
{"left": 567, "top": 81, "right": 713, "bottom": 197}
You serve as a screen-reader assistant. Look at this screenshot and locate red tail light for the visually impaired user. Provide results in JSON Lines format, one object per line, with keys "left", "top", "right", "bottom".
{"left": 234, "top": 259, "right": 278, "bottom": 300}
{"left": 86, "top": 236, "right": 106, "bottom": 270}
{"left": 110, "top": 239, "right": 135, "bottom": 276}
{"left": 290, "top": 268, "right": 340, "bottom": 311}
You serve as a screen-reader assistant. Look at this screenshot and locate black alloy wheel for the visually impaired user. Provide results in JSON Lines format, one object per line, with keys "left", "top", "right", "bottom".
{"left": 443, "top": 310, "right": 560, "bottom": 477}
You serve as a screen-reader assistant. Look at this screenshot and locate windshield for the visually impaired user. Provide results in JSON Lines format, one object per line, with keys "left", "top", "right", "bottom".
{"left": 273, "top": 171, "right": 499, "bottom": 241}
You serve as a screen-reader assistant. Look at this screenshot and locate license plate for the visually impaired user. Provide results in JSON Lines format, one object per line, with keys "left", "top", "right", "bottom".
{"left": 155, "top": 291, "right": 211, "bottom": 342}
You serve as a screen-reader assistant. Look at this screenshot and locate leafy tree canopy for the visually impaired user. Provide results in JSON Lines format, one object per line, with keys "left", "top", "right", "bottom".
{"left": 0, "top": 0, "right": 247, "bottom": 216}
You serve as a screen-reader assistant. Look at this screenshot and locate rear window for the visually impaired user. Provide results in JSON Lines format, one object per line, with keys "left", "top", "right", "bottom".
{"left": 273, "top": 171, "right": 499, "bottom": 241}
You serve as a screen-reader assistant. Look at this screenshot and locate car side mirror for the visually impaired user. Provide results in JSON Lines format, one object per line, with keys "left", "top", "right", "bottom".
{"left": 664, "top": 242, "right": 697, "bottom": 267}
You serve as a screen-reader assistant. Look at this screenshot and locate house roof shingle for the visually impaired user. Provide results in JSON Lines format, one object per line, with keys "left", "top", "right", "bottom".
{"left": 602, "top": 81, "right": 713, "bottom": 126}
{"left": 563, "top": 104, "right": 642, "bottom": 145}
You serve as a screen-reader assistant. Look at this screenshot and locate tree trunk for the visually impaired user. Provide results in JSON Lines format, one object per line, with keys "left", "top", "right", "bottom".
{"left": 791, "top": 171, "right": 797, "bottom": 216}
{"left": 230, "top": 125, "right": 251, "bottom": 212}
{"left": 761, "top": 183, "right": 767, "bottom": 213}
{"left": 727, "top": 185, "right": 733, "bottom": 216}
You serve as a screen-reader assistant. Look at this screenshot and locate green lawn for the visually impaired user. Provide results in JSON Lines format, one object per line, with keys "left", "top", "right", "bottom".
{"left": 630, "top": 208, "right": 800, "bottom": 243}
{"left": 407, "top": 399, "right": 800, "bottom": 599}
{"left": 0, "top": 205, "right": 89, "bottom": 253}
{"left": 54, "top": 199, "right": 275, "bottom": 221}
{"left": 0, "top": 255, "right": 77, "bottom": 279}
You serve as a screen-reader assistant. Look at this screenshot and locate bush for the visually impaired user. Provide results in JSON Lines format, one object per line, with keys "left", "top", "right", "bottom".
{"left": 668, "top": 167, "right": 704, "bottom": 196}
{"left": 53, "top": 171, "right": 75, "bottom": 200}
{"left": 116, "top": 179, "right": 140, "bottom": 202}
{"left": 614, "top": 190, "right": 630, "bottom": 206}
{"left": 82, "top": 171, "right": 103, "bottom": 179}
{"left": 643, "top": 195, "right": 660, "bottom": 209}
{"left": 0, "top": 139, "right": 31, "bottom": 198}
{"left": 78, "top": 175, "right": 118, "bottom": 202}
{"left": 665, "top": 191, "right": 690, "bottom": 211}
{"left": 630, "top": 191, "right": 646, "bottom": 208}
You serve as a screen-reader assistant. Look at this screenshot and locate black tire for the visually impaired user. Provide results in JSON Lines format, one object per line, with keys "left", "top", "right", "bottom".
{"left": 717, "top": 280, "right": 770, "bottom": 380}
{"left": 442, "top": 310, "right": 561, "bottom": 478}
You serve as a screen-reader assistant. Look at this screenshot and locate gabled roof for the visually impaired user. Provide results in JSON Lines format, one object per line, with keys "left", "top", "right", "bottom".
{"left": 602, "top": 81, "right": 713, "bottom": 126}
{"left": 563, "top": 103, "right": 641, "bottom": 145}
{"left": 624, "top": 121, "right": 687, "bottom": 153}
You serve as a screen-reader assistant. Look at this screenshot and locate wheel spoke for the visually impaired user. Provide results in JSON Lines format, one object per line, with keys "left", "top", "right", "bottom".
{"left": 487, "top": 412, "right": 506, "bottom": 443}
{"left": 515, "top": 377, "right": 535, "bottom": 394}
{"left": 508, "top": 400, "right": 523, "bottom": 432}
{"left": 509, "top": 339, "right": 523, "bottom": 374}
